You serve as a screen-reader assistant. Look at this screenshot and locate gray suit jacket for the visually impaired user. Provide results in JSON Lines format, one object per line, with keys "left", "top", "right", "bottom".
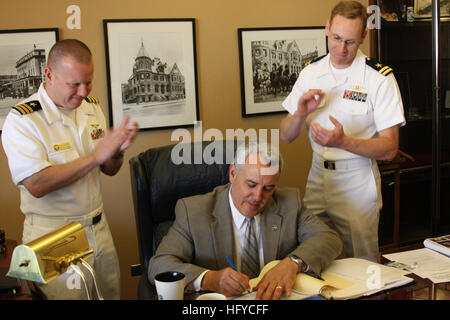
{"left": 148, "top": 183, "right": 342, "bottom": 291}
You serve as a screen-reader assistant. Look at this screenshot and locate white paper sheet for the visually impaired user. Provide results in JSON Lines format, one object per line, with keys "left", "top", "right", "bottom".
{"left": 383, "top": 248, "right": 450, "bottom": 283}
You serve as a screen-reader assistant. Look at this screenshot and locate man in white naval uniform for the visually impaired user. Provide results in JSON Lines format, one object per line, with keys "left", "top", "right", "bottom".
{"left": 280, "top": 1, "right": 405, "bottom": 257}
{"left": 2, "top": 39, "right": 138, "bottom": 299}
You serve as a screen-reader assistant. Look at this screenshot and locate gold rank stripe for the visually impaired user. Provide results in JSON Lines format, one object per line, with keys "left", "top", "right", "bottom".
{"left": 379, "top": 66, "right": 393, "bottom": 76}
{"left": 84, "top": 96, "right": 99, "bottom": 104}
{"left": 12, "top": 100, "right": 41, "bottom": 115}
{"left": 14, "top": 104, "right": 33, "bottom": 114}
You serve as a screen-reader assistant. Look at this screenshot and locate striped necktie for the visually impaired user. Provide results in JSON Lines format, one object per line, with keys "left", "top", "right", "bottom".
{"left": 241, "top": 217, "right": 260, "bottom": 279}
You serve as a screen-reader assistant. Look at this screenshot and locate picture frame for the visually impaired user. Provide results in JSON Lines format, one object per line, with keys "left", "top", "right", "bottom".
{"left": 103, "top": 18, "right": 199, "bottom": 131}
{"left": 0, "top": 28, "right": 59, "bottom": 131}
{"left": 238, "top": 27, "right": 327, "bottom": 117}
{"left": 414, "top": 0, "right": 450, "bottom": 19}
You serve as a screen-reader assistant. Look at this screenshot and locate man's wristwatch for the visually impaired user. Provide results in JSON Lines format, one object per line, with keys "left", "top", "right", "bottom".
{"left": 112, "top": 150, "right": 125, "bottom": 160}
{"left": 289, "top": 255, "right": 305, "bottom": 273}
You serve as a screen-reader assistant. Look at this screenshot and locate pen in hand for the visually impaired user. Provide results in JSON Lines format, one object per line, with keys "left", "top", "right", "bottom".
{"left": 226, "top": 256, "right": 251, "bottom": 294}
{"left": 226, "top": 256, "right": 237, "bottom": 271}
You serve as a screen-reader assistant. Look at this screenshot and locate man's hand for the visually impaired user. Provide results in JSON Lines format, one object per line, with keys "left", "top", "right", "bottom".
{"left": 253, "top": 258, "right": 298, "bottom": 300}
{"left": 201, "top": 268, "right": 250, "bottom": 297}
{"left": 280, "top": 89, "right": 325, "bottom": 144}
{"left": 93, "top": 115, "right": 138, "bottom": 165}
{"left": 20, "top": 116, "right": 139, "bottom": 197}
{"left": 294, "top": 89, "right": 325, "bottom": 119}
{"left": 311, "top": 116, "right": 400, "bottom": 161}
{"left": 310, "top": 115, "right": 345, "bottom": 148}
{"left": 118, "top": 116, "right": 139, "bottom": 152}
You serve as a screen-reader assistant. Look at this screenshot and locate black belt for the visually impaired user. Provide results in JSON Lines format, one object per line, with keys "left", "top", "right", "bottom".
{"left": 92, "top": 213, "right": 102, "bottom": 225}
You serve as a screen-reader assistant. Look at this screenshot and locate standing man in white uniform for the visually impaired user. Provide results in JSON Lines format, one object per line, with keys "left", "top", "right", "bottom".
{"left": 2, "top": 39, "right": 138, "bottom": 299}
{"left": 280, "top": 1, "right": 405, "bottom": 257}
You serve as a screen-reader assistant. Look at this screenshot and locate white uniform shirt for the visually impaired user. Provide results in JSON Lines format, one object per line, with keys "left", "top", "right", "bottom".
{"left": 282, "top": 50, "right": 406, "bottom": 160}
{"left": 2, "top": 83, "right": 106, "bottom": 217}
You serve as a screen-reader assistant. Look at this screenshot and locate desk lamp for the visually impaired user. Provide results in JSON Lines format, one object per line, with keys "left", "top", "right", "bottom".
{"left": 6, "top": 222, "right": 103, "bottom": 300}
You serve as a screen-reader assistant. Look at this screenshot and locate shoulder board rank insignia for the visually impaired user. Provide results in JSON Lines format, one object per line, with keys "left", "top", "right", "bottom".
{"left": 84, "top": 96, "right": 100, "bottom": 104}
{"left": 12, "top": 100, "right": 42, "bottom": 115}
{"left": 305, "top": 54, "right": 326, "bottom": 67}
{"left": 366, "top": 57, "right": 393, "bottom": 76}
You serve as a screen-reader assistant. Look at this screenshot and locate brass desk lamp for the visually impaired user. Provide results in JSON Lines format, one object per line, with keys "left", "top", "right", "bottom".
{"left": 7, "top": 222, "right": 103, "bottom": 300}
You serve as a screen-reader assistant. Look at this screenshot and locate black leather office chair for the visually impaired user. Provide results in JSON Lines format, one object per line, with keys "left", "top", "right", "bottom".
{"left": 129, "top": 140, "right": 237, "bottom": 299}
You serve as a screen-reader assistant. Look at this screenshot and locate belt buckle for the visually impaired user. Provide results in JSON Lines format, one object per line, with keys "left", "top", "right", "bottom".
{"left": 324, "top": 160, "right": 336, "bottom": 170}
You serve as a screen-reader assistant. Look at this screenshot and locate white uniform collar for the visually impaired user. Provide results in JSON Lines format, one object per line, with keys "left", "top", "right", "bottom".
{"left": 316, "top": 50, "right": 366, "bottom": 84}
{"left": 38, "top": 83, "right": 96, "bottom": 124}
{"left": 38, "top": 83, "right": 64, "bottom": 124}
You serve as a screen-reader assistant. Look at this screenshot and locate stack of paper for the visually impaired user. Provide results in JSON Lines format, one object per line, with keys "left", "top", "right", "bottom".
{"left": 383, "top": 248, "right": 450, "bottom": 284}
{"left": 317, "top": 258, "right": 413, "bottom": 299}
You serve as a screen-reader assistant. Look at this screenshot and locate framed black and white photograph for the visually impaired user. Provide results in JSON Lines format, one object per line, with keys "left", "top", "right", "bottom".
{"left": 414, "top": 0, "right": 450, "bottom": 19}
{"left": 103, "top": 19, "right": 199, "bottom": 131}
{"left": 0, "top": 28, "right": 58, "bottom": 131}
{"left": 238, "top": 27, "right": 327, "bottom": 117}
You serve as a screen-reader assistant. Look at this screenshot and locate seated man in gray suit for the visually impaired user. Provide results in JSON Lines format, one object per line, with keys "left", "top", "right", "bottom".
{"left": 148, "top": 141, "right": 342, "bottom": 300}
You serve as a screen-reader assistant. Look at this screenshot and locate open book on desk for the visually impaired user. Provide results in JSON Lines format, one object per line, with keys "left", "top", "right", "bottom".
{"left": 232, "top": 258, "right": 414, "bottom": 300}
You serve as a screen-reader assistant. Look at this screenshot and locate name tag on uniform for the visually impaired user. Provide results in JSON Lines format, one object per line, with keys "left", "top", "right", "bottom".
{"left": 53, "top": 142, "right": 71, "bottom": 151}
{"left": 343, "top": 89, "right": 368, "bottom": 102}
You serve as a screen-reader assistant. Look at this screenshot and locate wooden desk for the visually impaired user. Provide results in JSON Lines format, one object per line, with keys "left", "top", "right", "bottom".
{"left": 0, "top": 240, "right": 33, "bottom": 300}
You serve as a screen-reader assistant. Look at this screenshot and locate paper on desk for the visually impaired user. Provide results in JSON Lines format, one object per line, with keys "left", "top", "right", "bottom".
{"left": 383, "top": 248, "right": 450, "bottom": 283}
{"left": 322, "top": 258, "right": 413, "bottom": 299}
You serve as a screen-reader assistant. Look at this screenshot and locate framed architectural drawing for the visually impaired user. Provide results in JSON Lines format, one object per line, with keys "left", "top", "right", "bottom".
{"left": 238, "top": 26, "right": 327, "bottom": 117}
{"left": 0, "top": 28, "right": 58, "bottom": 131}
{"left": 103, "top": 19, "right": 199, "bottom": 130}
{"left": 414, "top": 0, "right": 450, "bottom": 19}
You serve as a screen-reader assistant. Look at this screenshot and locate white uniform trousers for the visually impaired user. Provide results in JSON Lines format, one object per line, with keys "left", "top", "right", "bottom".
{"left": 303, "top": 153, "right": 382, "bottom": 258}
{"left": 22, "top": 212, "right": 121, "bottom": 300}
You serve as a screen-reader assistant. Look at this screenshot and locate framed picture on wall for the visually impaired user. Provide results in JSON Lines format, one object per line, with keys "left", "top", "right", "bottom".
{"left": 103, "top": 19, "right": 199, "bottom": 131}
{"left": 238, "top": 26, "right": 327, "bottom": 117}
{"left": 414, "top": 0, "right": 450, "bottom": 19}
{"left": 0, "top": 28, "right": 59, "bottom": 131}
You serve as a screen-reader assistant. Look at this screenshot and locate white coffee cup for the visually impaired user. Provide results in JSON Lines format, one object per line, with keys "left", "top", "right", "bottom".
{"left": 196, "top": 293, "right": 227, "bottom": 300}
{"left": 154, "top": 271, "right": 185, "bottom": 300}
